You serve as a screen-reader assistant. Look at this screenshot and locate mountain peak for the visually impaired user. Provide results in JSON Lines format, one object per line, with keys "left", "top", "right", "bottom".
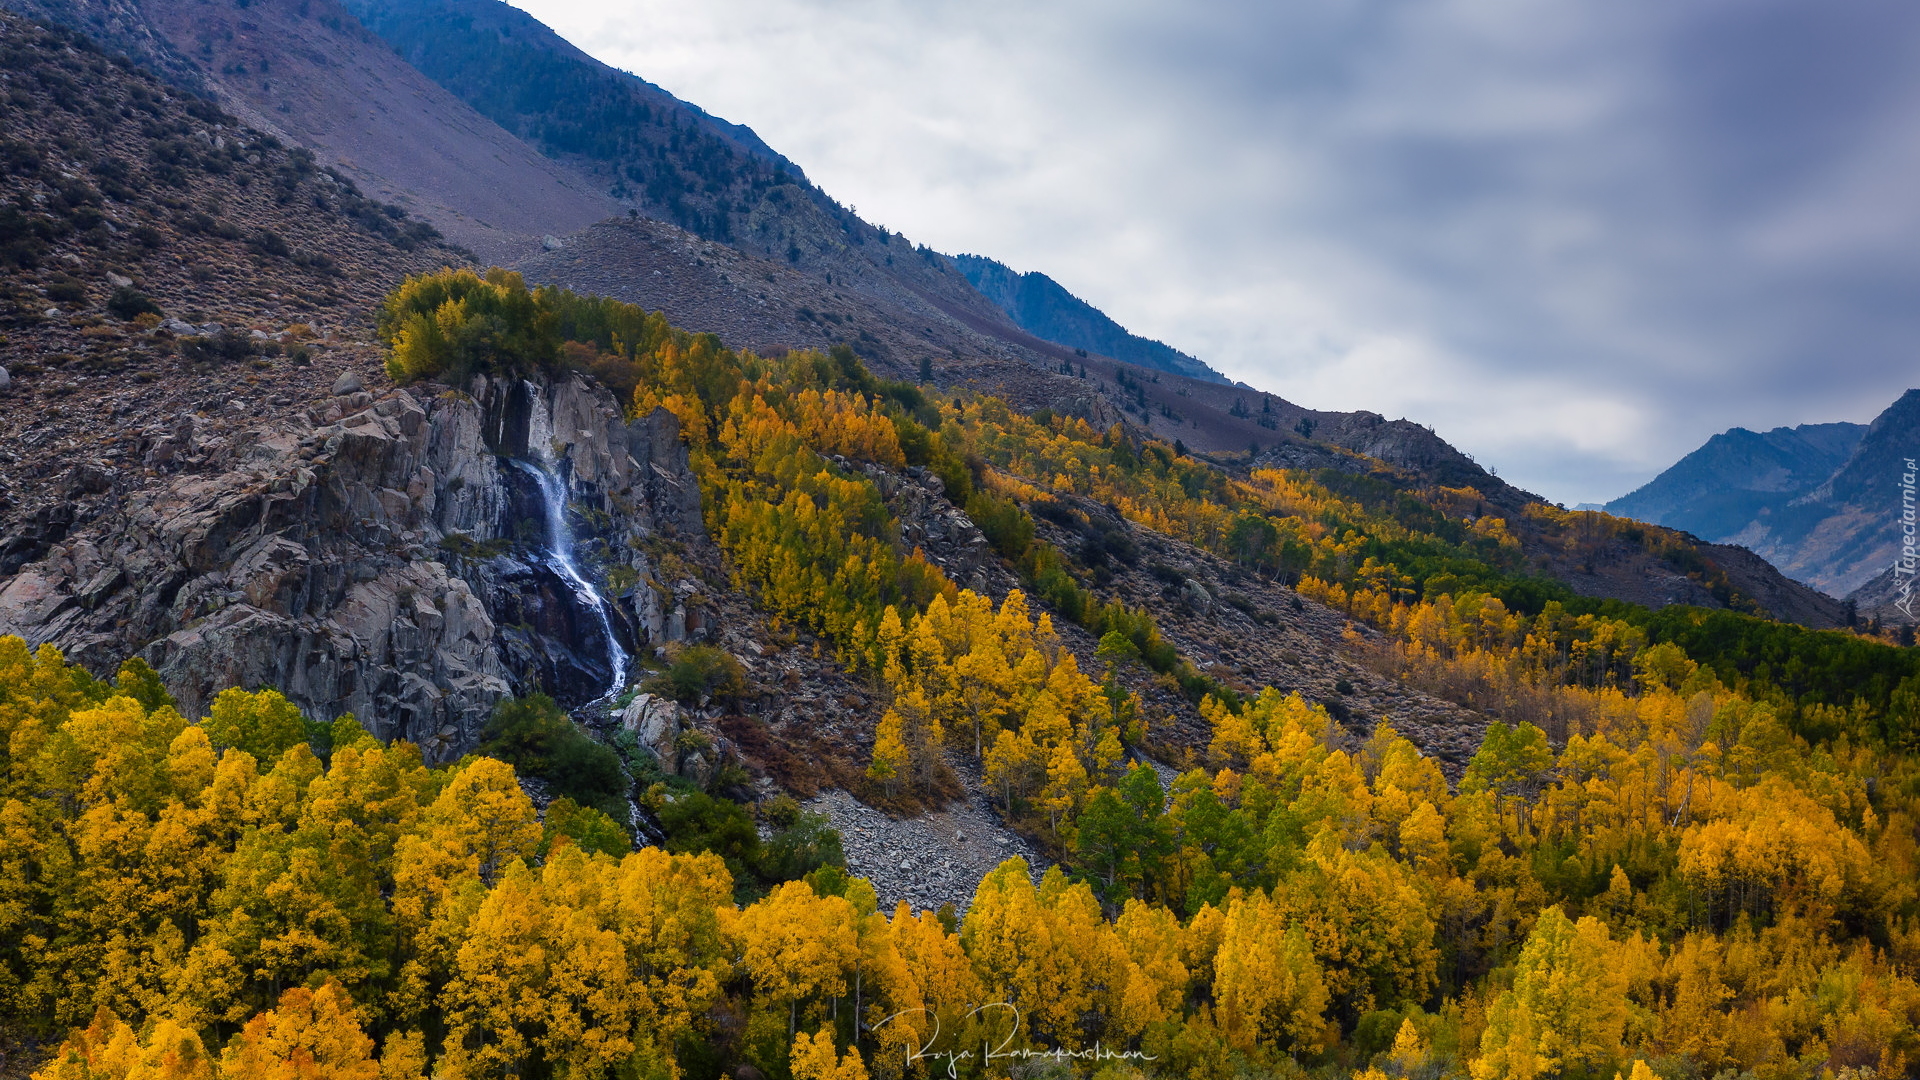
{"left": 954, "top": 254, "right": 1226, "bottom": 383}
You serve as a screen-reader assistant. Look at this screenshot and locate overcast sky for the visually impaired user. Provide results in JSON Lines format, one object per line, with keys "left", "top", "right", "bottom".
{"left": 514, "top": 0, "right": 1920, "bottom": 506}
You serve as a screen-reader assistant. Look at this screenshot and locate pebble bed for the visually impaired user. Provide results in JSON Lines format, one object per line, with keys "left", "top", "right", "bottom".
{"left": 804, "top": 785, "right": 1050, "bottom": 915}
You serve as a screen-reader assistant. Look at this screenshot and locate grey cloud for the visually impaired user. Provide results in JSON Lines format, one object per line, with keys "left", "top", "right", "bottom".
{"left": 523, "top": 0, "right": 1920, "bottom": 504}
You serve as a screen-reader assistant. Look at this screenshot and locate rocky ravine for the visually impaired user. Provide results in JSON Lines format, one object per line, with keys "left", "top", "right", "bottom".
{"left": 0, "top": 370, "right": 704, "bottom": 757}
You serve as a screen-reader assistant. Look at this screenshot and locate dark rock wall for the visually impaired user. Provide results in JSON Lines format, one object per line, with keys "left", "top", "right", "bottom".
{"left": 0, "top": 373, "right": 705, "bottom": 758}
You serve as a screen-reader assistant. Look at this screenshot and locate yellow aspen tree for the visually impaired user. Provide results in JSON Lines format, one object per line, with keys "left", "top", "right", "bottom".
{"left": 1616, "top": 1062, "right": 1657, "bottom": 1080}
{"left": 612, "top": 847, "right": 734, "bottom": 1064}
{"left": 1043, "top": 653, "right": 1099, "bottom": 732}
{"left": 1022, "top": 691, "right": 1071, "bottom": 750}
{"left": 1399, "top": 801, "right": 1450, "bottom": 873}
{"left": 391, "top": 757, "right": 540, "bottom": 1013}
{"left": 983, "top": 729, "right": 1042, "bottom": 811}
{"left": 1113, "top": 900, "right": 1189, "bottom": 1036}
{"left": 868, "top": 711, "right": 908, "bottom": 798}
{"left": 1033, "top": 612, "right": 1062, "bottom": 668}
{"left": 993, "top": 591, "right": 1037, "bottom": 660}
{"left": 219, "top": 983, "right": 379, "bottom": 1080}
{"left": 1602, "top": 865, "right": 1634, "bottom": 926}
{"left": 166, "top": 726, "right": 217, "bottom": 806}
{"left": 531, "top": 846, "right": 638, "bottom": 1078}
{"left": 1205, "top": 699, "right": 1264, "bottom": 771}
{"left": 837, "top": 881, "right": 906, "bottom": 1057}
{"left": 438, "top": 861, "right": 554, "bottom": 1080}
{"left": 1040, "top": 742, "right": 1088, "bottom": 836}
{"left": 1183, "top": 902, "right": 1228, "bottom": 993}
{"left": 1034, "top": 868, "right": 1126, "bottom": 1047}
{"left": 954, "top": 643, "right": 1013, "bottom": 761}
{"left": 201, "top": 689, "right": 309, "bottom": 765}
{"left": 34, "top": 1008, "right": 216, "bottom": 1080}
{"left": 961, "top": 858, "right": 1055, "bottom": 1039}
{"left": 1091, "top": 727, "right": 1126, "bottom": 780}
{"left": 1286, "top": 833, "right": 1437, "bottom": 1019}
{"left": 1655, "top": 934, "right": 1731, "bottom": 1067}
{"left": 1212, "top": 892, "right": 1328, "bottom": 1052}
{"left": 1009, "top": 651, "right": 1050, "bottom": 712}
{"left": 1388, "top": 1018, "right": 1430, "bottom": 1076}
{"left": 873, "top": 607, "right": 907, "bottom": 684}
{"left": 884, "top": 903, "right": 981, "bottom": 1069}
{"left": 1471, "top": 907, "right": 1627, "bottom": 1080}
{"left": 728, "top": 881, "right": 858, "bottom": 1035}
{"left": 376, "top": 1032, "right": 427, "bottom": 1080}
{"left": 887, "top": 688, "right": 945, "bottom": 796}
{"left": 789, "top": 1030, "right": 869, "bottom": 1080}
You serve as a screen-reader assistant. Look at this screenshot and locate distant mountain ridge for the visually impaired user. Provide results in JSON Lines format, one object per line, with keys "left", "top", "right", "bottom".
{"left": 1608, "top": 392, "right": 1920, "bottom": 614}
{"left": 954, "top": 254, "right": 1226, "bottom": 383}
{"left": 1606, "top": 422, "right": 1865, "bottom": 541}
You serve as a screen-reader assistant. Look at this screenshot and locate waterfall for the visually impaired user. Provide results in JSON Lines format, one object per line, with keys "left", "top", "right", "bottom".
{"left": 514, "top": 383, "right": 628, "bottom": 700}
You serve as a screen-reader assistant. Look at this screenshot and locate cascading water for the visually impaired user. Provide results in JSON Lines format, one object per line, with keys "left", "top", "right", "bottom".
{"left": 516, "top": 383, "right": 645, "bottom": 839}
{"left": 514, "top": 383, "right": 628, "bottom": 701}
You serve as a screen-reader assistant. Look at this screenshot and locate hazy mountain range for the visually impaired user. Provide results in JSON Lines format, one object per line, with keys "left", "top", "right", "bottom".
{"left": 1608, "top": 390, "right": 1920, "bottom": 618}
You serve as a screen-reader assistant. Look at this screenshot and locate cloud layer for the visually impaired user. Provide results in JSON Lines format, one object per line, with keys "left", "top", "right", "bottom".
{"left": 515, "top": 0, "right": 1920, "bottom": 504}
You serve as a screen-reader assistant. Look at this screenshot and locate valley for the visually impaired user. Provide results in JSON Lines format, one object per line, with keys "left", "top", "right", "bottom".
{"left": 1, "top": 2, "right": 1919, "bottom": 1077}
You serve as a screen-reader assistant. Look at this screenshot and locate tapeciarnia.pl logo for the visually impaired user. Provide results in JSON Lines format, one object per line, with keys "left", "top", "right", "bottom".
{"left": 1898, "top": 457, "right": 1917, "bottom": 619}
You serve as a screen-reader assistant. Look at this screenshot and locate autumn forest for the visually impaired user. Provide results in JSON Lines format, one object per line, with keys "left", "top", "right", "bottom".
{"left": 6, "top": 269, "right": 1919, "bottom": 1080}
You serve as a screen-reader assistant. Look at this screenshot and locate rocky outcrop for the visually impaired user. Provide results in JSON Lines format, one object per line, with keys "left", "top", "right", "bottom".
{"left": 0, "top": 371, "right": 706, "bottom": 758}
{"left": 618, "top": 691, "right": 726, "bottom": 789}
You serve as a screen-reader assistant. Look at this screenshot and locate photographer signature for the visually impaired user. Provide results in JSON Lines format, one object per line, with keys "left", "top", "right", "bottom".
{"left": 873, "top": 1003, "right": 1156, "bottom": 1079}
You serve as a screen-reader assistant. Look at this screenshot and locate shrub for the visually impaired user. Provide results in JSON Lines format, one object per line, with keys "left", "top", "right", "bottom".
{"left": 179, "top": 329, "right": 255, "bottom": 366}
{"left": 378, "top": 267, "right": 559, "bottom": 384}
{"left": 247, "top": 229, "right": 290, "bottom": 258}
{"left": 647, "top": 643, "right": 746, "bottom": 704}
{"left": 105, "top": 285, "right": 161, "bottom": 320}
{"left": 656, "top": 790, "right": 759, "bottom": 888}
{"left": 540, "top": 796, "right": 630, "bottom": 858}
{"left": 46, "top": 278, "right": 87, "bottom": 304}
{"left": 653, "top": 790, "right": 845, "bottom": 900}
{"left": 479, "top": 693, "right": 627, "bottom": 822}
{"left": 966, "top": 489, "right": 1035, "bottom": 561}
{"left": 755, "top": 808, "right": 845, "bottom": 883}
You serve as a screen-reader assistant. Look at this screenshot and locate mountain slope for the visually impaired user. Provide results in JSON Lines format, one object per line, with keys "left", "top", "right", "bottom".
{"left": 338, "top": 0, "right": 800, "bottom": 239}
{"left": 954, "top": 254, "right": 1225, "bottom": 383}
{"left": 1605, "top": 422, "right": 1864, "bottom": 540}
{"left": 327, "top": 0, "right": 1239, "bottom": 389}
{"left": 0, "top": 0, "right": 623, "bottom": 260}
{"left": 8, "top": 0, "right": 1853, "bottom": 634}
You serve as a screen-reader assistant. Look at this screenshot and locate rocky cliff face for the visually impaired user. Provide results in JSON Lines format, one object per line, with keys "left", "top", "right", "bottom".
{"left": 0, "top": 372, "right": 705, "bottom": 759}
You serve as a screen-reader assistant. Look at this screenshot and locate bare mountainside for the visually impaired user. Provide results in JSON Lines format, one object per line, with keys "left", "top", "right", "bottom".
{"left": 0, "top": 10, "right": 468, "bottom": 573}
{"left": 1, "top": 0, "right": 620, "bottom": 260}
{"left": 1606, "top": 422, "right": 1866, "bottom": 540}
